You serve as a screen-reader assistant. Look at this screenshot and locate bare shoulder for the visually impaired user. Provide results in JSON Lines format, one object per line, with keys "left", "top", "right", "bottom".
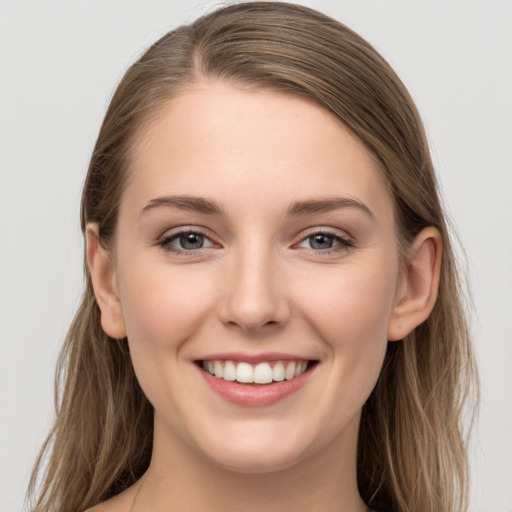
{"left": 84, "top": 504, "right": 109, "bottom": 512}
{"left": 84, "top": 485, "right": 137, "bottom": 512}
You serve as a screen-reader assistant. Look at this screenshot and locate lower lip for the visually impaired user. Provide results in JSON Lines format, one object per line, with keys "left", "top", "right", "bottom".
{"left": 197, "top": 364, "right": 315, "bottom": 407}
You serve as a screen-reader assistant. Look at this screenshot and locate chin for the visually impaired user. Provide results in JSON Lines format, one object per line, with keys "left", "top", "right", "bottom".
{"left": 190, "top": 422, "right": 321, "bottom": 475}
{"left": 205, "top": 444, "right": 307, "bottom": 475}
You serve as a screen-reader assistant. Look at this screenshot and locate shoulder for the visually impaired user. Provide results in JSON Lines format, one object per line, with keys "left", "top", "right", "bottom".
{"left": 84, "top": 501, "right": 116, "bottom": 512}
{"left": 84, "top": 505, "right": 106, "bottom": 512}
{"left": 84, "top": 485, "right": 136, "bottom": 512}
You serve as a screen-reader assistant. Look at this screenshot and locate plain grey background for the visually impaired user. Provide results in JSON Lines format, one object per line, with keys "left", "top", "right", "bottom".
{"left": 0, "top": 1, "right": 511, "bottom": 511}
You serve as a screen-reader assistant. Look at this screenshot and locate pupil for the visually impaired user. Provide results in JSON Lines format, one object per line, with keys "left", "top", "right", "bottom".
{"left": 180, "top": 233, "right": 204, "bottom": 249}
{"left": 310, "top": 234, "right": 333, "bottom": 250}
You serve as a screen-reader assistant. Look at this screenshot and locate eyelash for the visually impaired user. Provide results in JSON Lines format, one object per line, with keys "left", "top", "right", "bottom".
{"left": 157, "top": 228, "right": 354, "bottom": 255}
{"left": 296, "top": 229, "right": 354, "bottom": 254}
{"left": 158, "top": 229, "right": 214, "bottom": 254}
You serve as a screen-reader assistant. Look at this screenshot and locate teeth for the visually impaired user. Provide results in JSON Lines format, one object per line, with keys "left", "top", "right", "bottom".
{"left": 285, "top": 362, "right": 296, "bottom": 380}
{"left": 201, "top": 360, "right": 310, "bottom": 384}
{"left": 253, "top": 363, "right": 273, "bottom": 384}
{"left": 236, "top": 362, "right": 253, "bottom": 383}
{"left": 223, "top": 360, "right": 236, "bottom": 381}
{"left": 272, "top": 362, "right": 285, "bottom": 382}
{"left": 214, "top": 360, "right": 224, "bottom": 378}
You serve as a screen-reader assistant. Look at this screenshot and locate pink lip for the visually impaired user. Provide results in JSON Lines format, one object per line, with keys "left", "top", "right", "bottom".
{"left": 196, "top": 361, "right": 316, "bottom": 407}
{"left": 199, "top": 352, "right": 310, "bottom": 364}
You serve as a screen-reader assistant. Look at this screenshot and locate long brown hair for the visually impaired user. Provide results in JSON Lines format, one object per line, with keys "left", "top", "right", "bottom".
{"left": 29, "top": 3, "right": 478, "bottom": 511}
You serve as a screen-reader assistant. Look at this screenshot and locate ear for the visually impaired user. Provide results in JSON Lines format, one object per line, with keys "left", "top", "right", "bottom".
{"left": 86, "top": 223, "right": 127, "bottom": 339}
{"left": 388, "top": 227, "right": 442, "bottom": 341}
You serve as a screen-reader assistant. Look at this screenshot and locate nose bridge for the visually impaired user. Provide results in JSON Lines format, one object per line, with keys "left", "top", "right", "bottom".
{"left": 219, "top": 237, "right": 288, "bottom": 331}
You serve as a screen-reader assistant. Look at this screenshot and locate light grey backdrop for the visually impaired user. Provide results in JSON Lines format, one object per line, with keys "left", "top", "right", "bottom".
{"left": 0, "top": 1, "right": 511, "bottom": 511}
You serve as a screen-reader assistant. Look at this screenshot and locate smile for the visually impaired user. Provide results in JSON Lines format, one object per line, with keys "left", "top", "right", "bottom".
{"left": 200, "top": 360, "right": 311, "bottom": 384}
{"left": 195, "top": 355, "right": 318, "bottom": 406}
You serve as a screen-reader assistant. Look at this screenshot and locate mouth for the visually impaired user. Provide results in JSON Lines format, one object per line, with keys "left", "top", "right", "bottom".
{"left": 196, "top": 359, "right": 317, "bottom": 384}
{"left": 194, "top": 353, "right": 319, "bottom": 406}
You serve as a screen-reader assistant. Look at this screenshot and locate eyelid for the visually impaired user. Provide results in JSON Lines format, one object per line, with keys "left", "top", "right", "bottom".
{"left": 155, "top": 226, "right": 354, "bottom": 255}
{"left": 298, "top": 226, "right": 353, "bottom": 241}
{"left": 293, "top": 227, "right": 354, "bottom": 251}
{"left": 157, "top": 226, "right": 219, "bottom": 253}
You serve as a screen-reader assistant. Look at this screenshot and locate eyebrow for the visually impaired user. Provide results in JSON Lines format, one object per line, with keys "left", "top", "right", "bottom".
{"left": 140, "top": 194, "right": 374, "bottom": 219}
{"left": 287, "top": 197, "right": 374, "bottom": 219}
{"left": 141, "top": 195, "right": 223, "bottom": 216}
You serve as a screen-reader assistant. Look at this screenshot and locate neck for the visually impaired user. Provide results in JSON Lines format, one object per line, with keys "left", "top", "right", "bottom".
{"left": 135, "top": 414, "right": 367, "bottom": 512}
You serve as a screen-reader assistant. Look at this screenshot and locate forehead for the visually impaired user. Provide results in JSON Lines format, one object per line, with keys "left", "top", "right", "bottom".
{"left": 123, "top": 81, "right": 393, "bottom": 219}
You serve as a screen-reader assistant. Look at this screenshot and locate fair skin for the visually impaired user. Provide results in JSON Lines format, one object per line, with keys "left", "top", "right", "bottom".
{"left": 86, "top": 81, "right": 441, "bottom": 512}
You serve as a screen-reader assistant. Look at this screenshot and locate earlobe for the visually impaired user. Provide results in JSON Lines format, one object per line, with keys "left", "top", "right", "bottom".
{"left": 388, "top": 227, "right": 442, "bottom": 342}
{"left": 86, "top": 223, "right": 127, "bottom": 339}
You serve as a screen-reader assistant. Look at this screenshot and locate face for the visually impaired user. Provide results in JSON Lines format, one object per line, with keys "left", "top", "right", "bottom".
{"left": 109, "top": 81, "right": 405, "bottom": 472}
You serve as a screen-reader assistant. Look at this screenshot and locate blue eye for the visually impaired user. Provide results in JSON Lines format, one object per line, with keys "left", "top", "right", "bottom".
{"left": 159, "top": 231, "right": 215, "bottom": 252}
{"left": 298, "top": 232, "right": 352, "bottom": 252}
{"left": 309, "top": 234, "right": 335, "bottom": 250}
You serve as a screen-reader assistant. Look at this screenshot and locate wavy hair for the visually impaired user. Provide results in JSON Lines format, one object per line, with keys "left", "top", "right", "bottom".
{"left": 29, "top": 3, "right": 477, "bottom": 511}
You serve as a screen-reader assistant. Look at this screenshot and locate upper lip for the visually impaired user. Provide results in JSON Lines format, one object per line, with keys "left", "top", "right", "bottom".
{"left": 196, "top": 352, "right": 317, "bottom": 364}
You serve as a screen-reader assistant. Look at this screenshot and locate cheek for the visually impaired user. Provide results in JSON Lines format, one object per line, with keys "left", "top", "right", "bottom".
{"left": 295, "top": 257, "right": 399, "bottom": 404}
{"left": 115, "top": 258, "right": 219, "bottom": 416}
{"left": 299, "top": 263, "right": 397, "bottom": 428}
{"left": 118, "top": 256, "right": 214, "bottom": 343}
{"left": 300, "top": 261, "right": 398, "bottom": 343}
{"left": 115, "top": 255, "right": 220, "bottom": 400}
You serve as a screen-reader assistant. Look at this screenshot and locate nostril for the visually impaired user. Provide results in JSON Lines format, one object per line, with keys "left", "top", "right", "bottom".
{"left": 224, "top": 317, "right": 283, "bottom": 332}
{"left": 217, "top": 272, "right": 291, "bottom": 331}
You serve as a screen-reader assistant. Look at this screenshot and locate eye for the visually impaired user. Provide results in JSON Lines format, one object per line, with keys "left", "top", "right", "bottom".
{"left": 297, "top": 231, "right": 353, "bottom": 252}
{"left": 159, "top": 230, "right": 215, "bottom": 253}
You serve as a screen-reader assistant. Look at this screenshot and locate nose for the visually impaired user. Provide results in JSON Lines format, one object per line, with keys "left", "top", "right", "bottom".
{"left": 217, "top": 246, "right": 290, "bottom": 333}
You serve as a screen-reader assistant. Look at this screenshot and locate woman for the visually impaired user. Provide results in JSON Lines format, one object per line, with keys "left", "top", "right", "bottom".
{"left": 28, "top": 3, "right": 477, "bottom": 512}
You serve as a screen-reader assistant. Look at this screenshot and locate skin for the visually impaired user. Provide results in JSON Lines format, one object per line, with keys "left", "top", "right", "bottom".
{"left": 86, "top": 81, "right": 441, "bottom": 512}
